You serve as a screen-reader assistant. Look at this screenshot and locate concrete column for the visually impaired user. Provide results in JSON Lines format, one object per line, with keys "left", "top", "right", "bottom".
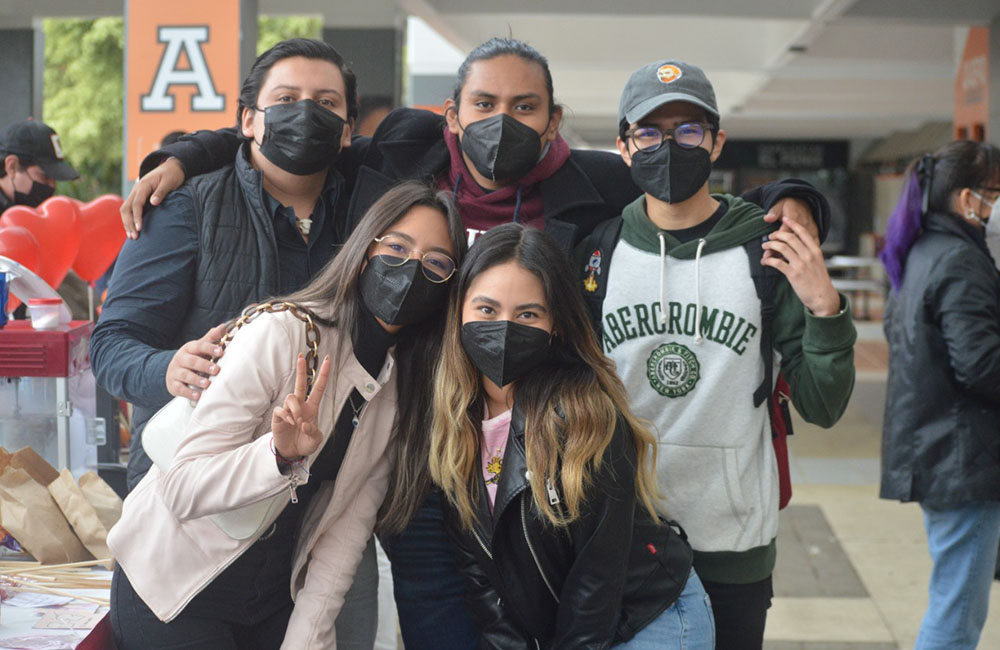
{"left": 323, "top": 26, "right": 404, "bottom": 106}
{"left": 0, "top": 27, "right": 44, "bottom": 129}
{"left": 239, "top": 0, "right": 259, "bottom": 80}
{"left": 990, "top": 16, "right": 1000, "bottom": 141}
{"left": 411, "top": 74, "right": 456, "bottom": 108}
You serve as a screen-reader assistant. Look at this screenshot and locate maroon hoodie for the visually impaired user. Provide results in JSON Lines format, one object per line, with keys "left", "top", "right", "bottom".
{"left": 438, "top": 126, "right": 571, "bottom": 245}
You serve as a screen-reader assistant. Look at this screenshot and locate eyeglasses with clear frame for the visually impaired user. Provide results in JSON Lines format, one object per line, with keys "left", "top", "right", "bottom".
{"left": 625, "top": 122, "right": 715, "bottom": 152}
{"left": 372, "top": 234, "right": 457, "bottom": 283}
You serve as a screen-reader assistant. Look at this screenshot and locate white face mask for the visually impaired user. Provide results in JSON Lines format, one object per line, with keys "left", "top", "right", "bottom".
{"left": 970, "top": 191, "right": 1000, "bottom": 232}
{"left": 986, "top": 209, "right": 1000, "bottom": 240}
{"left": 973, "top": 191, "right": 1000, "bottom": 269}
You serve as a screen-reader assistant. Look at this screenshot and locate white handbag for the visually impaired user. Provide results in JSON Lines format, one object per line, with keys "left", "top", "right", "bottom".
{"left": 142, "top": 302, "right": 320, "bottom": 540}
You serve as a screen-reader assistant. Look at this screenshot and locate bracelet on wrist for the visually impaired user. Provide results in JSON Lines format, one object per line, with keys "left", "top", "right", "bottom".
{"left": 270, "top": 439, "right": 306, "bottom": 466}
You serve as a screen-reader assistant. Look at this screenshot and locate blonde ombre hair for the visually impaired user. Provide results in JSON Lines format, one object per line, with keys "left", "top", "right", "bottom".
{"left": 429, "top": 224, "right": 660, "bottom": 528}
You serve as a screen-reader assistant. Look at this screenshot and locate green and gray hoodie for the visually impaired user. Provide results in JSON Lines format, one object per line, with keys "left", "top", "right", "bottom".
{"left": 588, "top": 195, "right": 856, "bottom": 584}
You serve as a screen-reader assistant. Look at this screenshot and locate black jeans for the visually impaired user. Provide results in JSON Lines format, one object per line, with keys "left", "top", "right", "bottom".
{"left": 701, "top": 575, "right": 773, "bottom": 650}
{"left": 111, "top": 515, "right": 296, "bottom": 650}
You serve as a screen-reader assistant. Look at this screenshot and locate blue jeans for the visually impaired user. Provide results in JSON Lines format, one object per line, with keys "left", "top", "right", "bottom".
{"left": 916, "top": 501, "right": 1000, "bottom": 650}
{"left": 380, "top": 489, "right": 479, "bottom": 650}
{"left": 613, "top": 569, "right": 715, "bottom": 650}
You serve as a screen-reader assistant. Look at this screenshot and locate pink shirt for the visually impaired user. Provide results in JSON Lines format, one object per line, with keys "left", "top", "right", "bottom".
{"left": 481, "top": 407, "right": 512, "bottom": 509}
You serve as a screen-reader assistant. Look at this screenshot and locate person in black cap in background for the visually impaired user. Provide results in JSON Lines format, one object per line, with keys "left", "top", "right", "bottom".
{"left": 0, "top": 119, "right": 90, "bottom": 319}
{"left": 0, "top": 119, "right": 79, "bottom": 211}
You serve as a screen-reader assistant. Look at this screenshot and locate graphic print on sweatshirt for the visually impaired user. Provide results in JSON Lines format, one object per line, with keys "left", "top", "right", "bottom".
{"left": 603, "top": 238, "right": 782, "bottom": 552}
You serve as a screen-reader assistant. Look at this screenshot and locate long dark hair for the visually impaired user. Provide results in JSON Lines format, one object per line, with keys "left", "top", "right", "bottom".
{"left": 430, "top": 224, "right": 659, "bottom": 528}
{"left": 237, "top": 38, "right": 359, "bottom": 125}
{"left": 277, "top": 181, "right": 467, "bottom": 534}
{"left": 453, "top": 37, "right": 558, "bottom": 115}
{"left": 880, "top": 141, "right": 1000, "bottom": 290}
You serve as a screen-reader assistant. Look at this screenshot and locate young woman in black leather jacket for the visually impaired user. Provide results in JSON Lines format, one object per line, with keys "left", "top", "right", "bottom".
{"left": 430, "top": 223, "right": 714, "bottom": 649}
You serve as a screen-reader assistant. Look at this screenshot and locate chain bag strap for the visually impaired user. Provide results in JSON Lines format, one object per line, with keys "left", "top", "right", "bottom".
{"left": 215, "top": 301, "right": 321, "bottom": 390}
{"left": 142, "top": 301, "right": 322, "bottom": 540}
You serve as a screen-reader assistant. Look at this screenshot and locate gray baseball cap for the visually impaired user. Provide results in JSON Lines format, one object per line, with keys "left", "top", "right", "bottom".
{"left": 618, "top": 60, "right": 719, "bottom": 125}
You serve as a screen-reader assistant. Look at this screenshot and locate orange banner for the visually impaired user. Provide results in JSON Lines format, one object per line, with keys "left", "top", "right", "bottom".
{"left": 954, "top": 27, "right": 989, "bottom": 141}
{"left": 125, "top": 0, "right": 242, "bottom": 180}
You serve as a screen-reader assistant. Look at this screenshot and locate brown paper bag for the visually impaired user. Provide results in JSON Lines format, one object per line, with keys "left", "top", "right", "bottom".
{"left": 0, "top": 466, "right": 91, "bottom": 564}
{"left": 77, "top": 471, "right": 123, "bottom": 531}
{"left": 9, "top": 446, "right": 60, "bottom": 487}
{"left": 48, "top": 469, "right": 112, "bottom": 565}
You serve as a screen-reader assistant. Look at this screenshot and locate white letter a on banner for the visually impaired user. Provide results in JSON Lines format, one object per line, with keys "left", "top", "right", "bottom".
{"left": 141, "top": 26, "right": 225, "bottom": 112}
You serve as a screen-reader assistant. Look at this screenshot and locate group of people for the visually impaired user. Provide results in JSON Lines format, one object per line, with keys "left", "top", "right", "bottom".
{"left": 84, "top": 30, "right": 990, "bottom": 650}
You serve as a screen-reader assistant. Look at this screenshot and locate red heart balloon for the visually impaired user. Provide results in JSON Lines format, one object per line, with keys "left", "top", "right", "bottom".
{"left": 71, "top": 195, "right": 126, "bottom": 284}
{"left": 0, "top": 225, "right": 41, "bottom": 274}
{"left": 0, "top": 225, "right": 43, "bottom": 312}
{"left": 0, "top": 196, "right": 81, "bottom": 290}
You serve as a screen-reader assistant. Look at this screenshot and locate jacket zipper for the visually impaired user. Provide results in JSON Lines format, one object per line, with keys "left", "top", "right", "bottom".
{"left": 545, "top": 478, "right": 560, "bottom": 506}
{"left": 521, "top": 497, "right": 560, "bottom": 603}
{"left": 288, "top": 472, "right": 301, "bottom": 504}
{"left": 472, "top": 527, "right": 493, "bottom": 561}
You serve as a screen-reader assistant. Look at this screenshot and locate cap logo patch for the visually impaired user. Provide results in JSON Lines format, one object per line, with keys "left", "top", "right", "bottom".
{"left": 656, "top": 64, "right": 682, "bottom": 84}
{"left": 50, "top": 134, "right": 64, "bottom": 160}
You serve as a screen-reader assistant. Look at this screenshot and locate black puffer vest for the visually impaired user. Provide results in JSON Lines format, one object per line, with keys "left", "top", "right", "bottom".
{"left": 127, "top": 146, "right": 281, "bottom": 488}
{"left": 176, "top": 145, "right": 280, "bottom": 345}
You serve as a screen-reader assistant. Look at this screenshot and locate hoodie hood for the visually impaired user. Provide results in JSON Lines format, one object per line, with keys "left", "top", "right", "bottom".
{"left": 621, "top": 194, "right": 777, "bottom": 258}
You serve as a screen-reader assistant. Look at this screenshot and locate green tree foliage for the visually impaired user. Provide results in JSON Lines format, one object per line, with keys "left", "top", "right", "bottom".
{"left": 43, "top": 18, "right": 124, "bottom": 199}
{"left": 257, "top": 16, "right": 322, "bottom": 55}
{"left": 41, "top": 15, "right": 322, "bottom": 199}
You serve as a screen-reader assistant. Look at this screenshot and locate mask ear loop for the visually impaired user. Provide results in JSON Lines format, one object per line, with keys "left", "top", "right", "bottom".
{"left": 242, "top": 104, "right": 266, "bottom": 147}
{"left": 446, "top": 104, "right": 465, "bottom": 134}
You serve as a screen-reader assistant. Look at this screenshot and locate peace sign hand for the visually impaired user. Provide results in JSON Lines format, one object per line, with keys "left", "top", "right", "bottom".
{"left": 272, "top": 354, "right": 331, "bottom": 460}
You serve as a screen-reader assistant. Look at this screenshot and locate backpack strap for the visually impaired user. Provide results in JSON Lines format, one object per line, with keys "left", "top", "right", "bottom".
{"left": 579, "top": 216, "right": 624, "bottom": 336}
{"left": 744, "top": 237, "right": 780, "bottom": 407}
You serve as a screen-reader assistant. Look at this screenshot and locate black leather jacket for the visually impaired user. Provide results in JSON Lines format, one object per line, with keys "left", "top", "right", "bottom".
{"left": 881, "top": 211, "right": 1000, "bottom": 504}
{"left": 444, "top": 406, "right": 693, "bottom": 650}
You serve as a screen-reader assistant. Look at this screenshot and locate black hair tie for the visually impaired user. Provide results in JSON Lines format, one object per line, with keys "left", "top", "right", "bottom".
{"left": 916, "top": 153, "right": 935, "bottom": 216}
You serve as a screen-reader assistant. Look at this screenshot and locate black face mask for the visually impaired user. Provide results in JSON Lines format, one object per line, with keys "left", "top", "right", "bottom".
{"left": 358, "top": 256, "right": 450, "bottom": 326}
{"left": 629, "top": 140, "right": 712, "bottom": 204}
{"left": 255, "top": 99, "right": 346, "bottom": 175}
{"left": 459, "top": 113, "right": 544, "bottom": 182}
{"left": 461, "top": 320, "right": 551, "bottom": 388}
{"left": 13, "top": 175, "right": 54, "bottom": 208}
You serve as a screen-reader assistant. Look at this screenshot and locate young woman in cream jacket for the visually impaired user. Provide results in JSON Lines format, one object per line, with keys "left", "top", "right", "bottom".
{"left": 108, "top": 182, "right": 466, "bottom": 649}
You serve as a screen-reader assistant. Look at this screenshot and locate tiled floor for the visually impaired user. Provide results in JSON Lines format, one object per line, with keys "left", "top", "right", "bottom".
{"left": 765, "top": 320, "right": 1000, "bottom": 649}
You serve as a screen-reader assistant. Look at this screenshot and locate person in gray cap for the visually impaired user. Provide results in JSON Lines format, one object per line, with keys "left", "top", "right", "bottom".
{"left": 0, "top": 119, "right": 79, "bottom": 211}
{"left": 575, "top": 59, "right": 857, "bottom": 650}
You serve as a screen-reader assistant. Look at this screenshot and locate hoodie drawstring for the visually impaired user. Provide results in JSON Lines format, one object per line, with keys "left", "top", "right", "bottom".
{"left": 452, "top": 172, "right": 463, "bottom": 202}
{"left": 658, "top": 233, "right": 707, "bottom": 341}
{"left": 694, "top": 238, "right": 707, "bottom": 344}
{"left": 513, "top": 186, "right": 523, "bottom": 223}
{"left": 658, "top": 233, "right": 667, "bottom": 324}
